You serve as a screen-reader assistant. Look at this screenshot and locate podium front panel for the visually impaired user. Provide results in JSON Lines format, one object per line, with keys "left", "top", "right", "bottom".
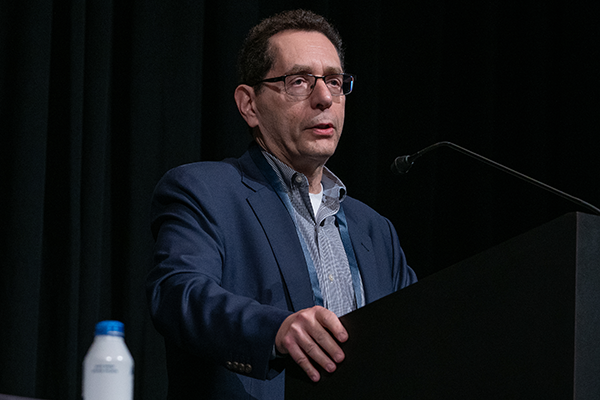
{"left": 286, "top": 212, "right": 600, "bottom": 399}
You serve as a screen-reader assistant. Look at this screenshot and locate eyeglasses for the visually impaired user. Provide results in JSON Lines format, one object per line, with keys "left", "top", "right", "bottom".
{"left": 255, "top": 73, "right": 355, "bottom": 97}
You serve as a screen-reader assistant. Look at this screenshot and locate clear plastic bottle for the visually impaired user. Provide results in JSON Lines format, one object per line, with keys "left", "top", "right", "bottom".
{"left": 82, "top": 320, "right": 134, "bottom": 400}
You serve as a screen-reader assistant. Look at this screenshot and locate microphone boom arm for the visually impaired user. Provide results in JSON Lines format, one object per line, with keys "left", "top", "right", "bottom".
{"left": 391, "top": 141, "right": 600, "bottom": 216}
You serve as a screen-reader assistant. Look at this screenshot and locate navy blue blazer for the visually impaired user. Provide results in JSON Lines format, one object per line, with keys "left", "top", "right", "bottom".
{"left": 147, "top": 143, "right": 417, "bottom": 399}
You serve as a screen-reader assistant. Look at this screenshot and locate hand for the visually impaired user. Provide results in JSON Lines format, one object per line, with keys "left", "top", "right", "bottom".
{"left": 275, "top": 305, "right": 348, "bottom": 382}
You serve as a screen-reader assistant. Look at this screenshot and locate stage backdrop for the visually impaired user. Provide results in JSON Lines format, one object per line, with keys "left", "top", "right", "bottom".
{"left": 1, "top": 1, "right": 598, "bottom": 398}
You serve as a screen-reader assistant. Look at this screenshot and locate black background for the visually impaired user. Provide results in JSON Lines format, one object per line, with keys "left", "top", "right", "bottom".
{"left": 1, "top": 1, "right": 598, "bottom": 398}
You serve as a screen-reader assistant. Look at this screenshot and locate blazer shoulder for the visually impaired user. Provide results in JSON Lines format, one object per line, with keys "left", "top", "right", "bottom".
{"left": 153, "top": 150, "right": 269, "bottom": 207}
{"left": 157, "top": 148, "right": 263, "bottom": 190}
{"left": 161, "top": 159, "right": 241, "bottom": 184}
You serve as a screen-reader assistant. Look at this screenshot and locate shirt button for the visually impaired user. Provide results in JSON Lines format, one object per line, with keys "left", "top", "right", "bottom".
{"left": 294, "top": 175, "right": 303, "bottom": 184}
{"left": 328, "top": 274, "right": 334, "bottom": 282}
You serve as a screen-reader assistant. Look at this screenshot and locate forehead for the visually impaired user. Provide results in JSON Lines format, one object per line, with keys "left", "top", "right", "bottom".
{"left": 268, "top": 30, "right": 342, "bottom": 74}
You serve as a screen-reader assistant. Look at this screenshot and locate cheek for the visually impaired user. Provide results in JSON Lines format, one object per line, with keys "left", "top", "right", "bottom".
{"left": 257, "top": 98, "right": 297, "bottom": 128}
{"left": 335, "top": 103, "right": 345, "bottom": 134}
{"left": 256, "top": 105, "right": 283, "bottom": 134}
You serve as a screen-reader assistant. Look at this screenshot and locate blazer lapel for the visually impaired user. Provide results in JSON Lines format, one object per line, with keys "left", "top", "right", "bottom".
{"left": 347, "top": 223, "right": 390, "bottom": 304}
{"left": 239, "top": 146, "right": 315, "bottom": 312}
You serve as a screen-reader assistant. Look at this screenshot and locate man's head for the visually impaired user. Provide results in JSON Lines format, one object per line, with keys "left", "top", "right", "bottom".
{"left": 237, "top": 9, "right": 345, "bottom": 90}
{"left": 235, "top": 10, "right": 350, "bottom": 176}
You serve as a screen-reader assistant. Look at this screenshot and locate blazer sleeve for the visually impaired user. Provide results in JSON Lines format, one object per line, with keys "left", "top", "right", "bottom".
{"left": 146, "top": 164, "right": 291, "bottom": 380}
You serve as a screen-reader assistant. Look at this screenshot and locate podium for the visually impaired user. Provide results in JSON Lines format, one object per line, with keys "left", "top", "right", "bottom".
{"left": 285, "top": 212, "right": 600, "bottom": 399}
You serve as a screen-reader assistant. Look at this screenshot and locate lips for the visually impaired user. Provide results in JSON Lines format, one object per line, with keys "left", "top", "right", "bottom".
{"left": 309, "top": 122, "right": 335, "bottom": 135}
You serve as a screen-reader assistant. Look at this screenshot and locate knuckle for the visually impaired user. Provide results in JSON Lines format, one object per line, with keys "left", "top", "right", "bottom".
{"left": 303, "top": 342, "right": 318, "bottom": 357}
{"left": 282, "top": 335, "right": 295, "bottom": 349}
{"left": 295, "top": 353, "right": 309, "bottom": 366}
{"left": 295, "top": 313, "right": 309, "bottom": 324}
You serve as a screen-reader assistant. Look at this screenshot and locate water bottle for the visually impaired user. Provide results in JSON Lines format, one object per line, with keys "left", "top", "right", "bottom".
{"left": 83, "top": 320, "right": 134, "bottom": 400}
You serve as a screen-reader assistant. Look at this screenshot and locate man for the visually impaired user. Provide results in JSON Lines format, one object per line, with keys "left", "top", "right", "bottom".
{"left": 147, "top": 9, "right": 417, "bottom": 400}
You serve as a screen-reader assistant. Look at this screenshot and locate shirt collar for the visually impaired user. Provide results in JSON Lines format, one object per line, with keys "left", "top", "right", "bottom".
{"left": 261, "top": 150, "right": 347, "bottom": 202}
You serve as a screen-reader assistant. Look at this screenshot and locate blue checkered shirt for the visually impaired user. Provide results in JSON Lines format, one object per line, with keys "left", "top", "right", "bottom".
{"left": 263, "top": 151, "right": 365, "bottom": 317}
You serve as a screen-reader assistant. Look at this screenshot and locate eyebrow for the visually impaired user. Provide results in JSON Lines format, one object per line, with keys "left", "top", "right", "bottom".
{"left": 285, "top": 64, "right": 343, "bottom": 76}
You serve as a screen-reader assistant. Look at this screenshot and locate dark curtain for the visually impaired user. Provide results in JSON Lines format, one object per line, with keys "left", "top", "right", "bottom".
{"left": 1, "top": 1, "right": 598, "bottom": 398}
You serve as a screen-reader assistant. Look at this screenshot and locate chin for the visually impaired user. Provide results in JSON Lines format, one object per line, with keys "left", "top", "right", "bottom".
{"left": 308, "top": 141, "right": 338, "bottom": 155}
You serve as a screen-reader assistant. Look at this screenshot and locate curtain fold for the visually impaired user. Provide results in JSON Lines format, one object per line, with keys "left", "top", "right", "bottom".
{"left": 1, "top": 0, "right": 53, "bottom": 395}
{"left": 0, "top": 0, "right": 205, "bottom": 397}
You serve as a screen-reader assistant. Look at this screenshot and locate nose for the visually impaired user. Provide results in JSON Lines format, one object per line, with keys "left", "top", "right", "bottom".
{"left": 310, "top": 77, "right": 333, "bottom": 110}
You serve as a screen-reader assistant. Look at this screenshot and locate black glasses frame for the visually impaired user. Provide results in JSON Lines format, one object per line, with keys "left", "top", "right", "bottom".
{"left": 253, "top": 73, "right": 355, "bottom": 97}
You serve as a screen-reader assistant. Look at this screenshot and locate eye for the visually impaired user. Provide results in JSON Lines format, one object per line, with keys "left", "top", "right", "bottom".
{"left": 326, "top": 75, "right": 343, "bottom": 87}
{"left": 287, "top": 75, "right": 309, "bottom": 87}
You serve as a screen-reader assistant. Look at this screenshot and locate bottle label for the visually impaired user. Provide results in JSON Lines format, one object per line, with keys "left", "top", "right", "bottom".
{"left": 91, "top": 364, "right": 120, "bottom": 373}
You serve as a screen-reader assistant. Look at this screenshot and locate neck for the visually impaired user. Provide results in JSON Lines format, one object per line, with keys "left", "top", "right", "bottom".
{"left": 304, "top": 168, "right": 324, "bottom": 194}
{"left": 255, "top": 139, "right": 327, "bottom": 194}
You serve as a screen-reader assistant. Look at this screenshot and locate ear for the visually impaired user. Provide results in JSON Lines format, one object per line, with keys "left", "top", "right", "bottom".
{"left": 234, "top": 84, "right": 259, "bottom": 128}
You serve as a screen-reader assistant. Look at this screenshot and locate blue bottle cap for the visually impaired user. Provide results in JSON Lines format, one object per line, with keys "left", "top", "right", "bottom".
{"left": 95, "top": 320, "right": 125, "bottom": 336}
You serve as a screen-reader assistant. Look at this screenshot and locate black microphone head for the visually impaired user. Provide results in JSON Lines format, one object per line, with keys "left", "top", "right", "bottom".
{"left": 391, "top": 155, "right": 414, "bottom": 174}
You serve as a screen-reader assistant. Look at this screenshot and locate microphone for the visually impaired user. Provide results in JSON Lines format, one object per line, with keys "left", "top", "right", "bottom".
{"left": 391, "top": 141, "right": 600, "bottom": 216}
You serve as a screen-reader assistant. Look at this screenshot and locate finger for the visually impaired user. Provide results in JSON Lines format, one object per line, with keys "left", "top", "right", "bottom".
{"left": 283, "top": 318, "right": 339, "bottom": 373}
{"left": 310, "top": 309, "right": 347, "bottom": 363}
{"left": 286, "top": 340, "right": 322, "bottom": 382}
{"left": 302, "top": 324, "right": 344, "bottom": 366}
{"left": 314, "top": 307, "right": 349, "bottom": 343}
{"left": 298, "top": 328, "right": 339, "bottom": 373}
{"left": 274, "top": 307, "right": 347, "bottom": 380}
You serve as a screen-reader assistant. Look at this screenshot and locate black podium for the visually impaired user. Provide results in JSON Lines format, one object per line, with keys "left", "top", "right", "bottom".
{"left": 285, "top": 212, "right": 600, "bottom": 399}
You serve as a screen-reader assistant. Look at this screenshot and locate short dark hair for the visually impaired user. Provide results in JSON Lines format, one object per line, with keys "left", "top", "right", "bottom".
{"left": 238, "top": 9, "right": 345, "bottom": 89}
